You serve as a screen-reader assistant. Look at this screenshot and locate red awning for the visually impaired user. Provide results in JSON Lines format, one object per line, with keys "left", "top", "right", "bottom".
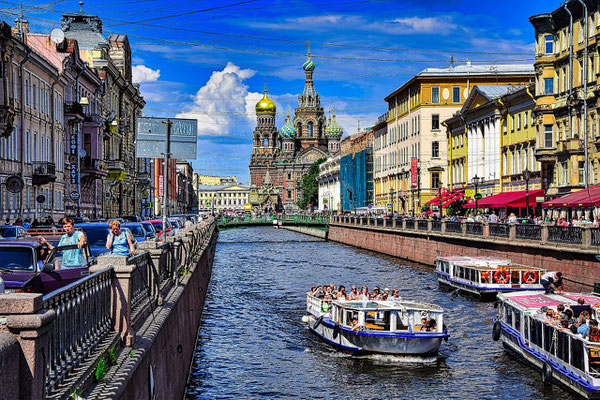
{"left": 463, "top": 190, "right": 544, "bottom": 209}
{"left": 542, "top": 186, "right": 600, "bottom": 207}
{"left": 442, "top": 192, "right": 464, "bottom": 207}
{"left": 426, "top": 191, "right": 452, "bottom": 205}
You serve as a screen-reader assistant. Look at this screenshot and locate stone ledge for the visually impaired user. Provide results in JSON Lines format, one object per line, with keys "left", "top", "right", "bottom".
{"left": 7, "top": 309, "right": 56, "bottom": 330}
{"left": 0, "top": 294, "right": 42, "bottom": 314}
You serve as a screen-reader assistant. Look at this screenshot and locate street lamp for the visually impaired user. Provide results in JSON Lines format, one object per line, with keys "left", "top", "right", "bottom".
{"left": 390, "top": 188, "right": 395, "bottom": 216}
{"left": 523, "top": 168, "right": 532, "bottom": 218}
{"left": 472, "top": 175, "right": 481, "bottom": 214}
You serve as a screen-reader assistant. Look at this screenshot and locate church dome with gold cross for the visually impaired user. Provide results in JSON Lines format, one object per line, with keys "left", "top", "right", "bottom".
{"left": 255, "top": 90, "right": 276, "bottom": 114}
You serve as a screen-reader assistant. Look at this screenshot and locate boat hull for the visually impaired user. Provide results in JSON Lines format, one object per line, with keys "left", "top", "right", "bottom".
{"left": 308, "top": 315, "right": 445, "bottom": 356}
{"left": 499, "top": 320, "right": 600, "bottom": 399}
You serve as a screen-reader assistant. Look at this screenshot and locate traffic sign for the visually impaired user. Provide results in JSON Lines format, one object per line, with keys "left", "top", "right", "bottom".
{"left": 386, "top": 203, "right": 392, "bottom": 209}
{"left": 474, "top": 192, "right": 483, "bottom": 200}
{"left": 69, "top": 191, "right": 80, "bottom": 200}
{"left": 206, "top": 201, "right": 212, "bottom": 208}
{"left": 36, "top": 194, "right": 45, "bottom": 204}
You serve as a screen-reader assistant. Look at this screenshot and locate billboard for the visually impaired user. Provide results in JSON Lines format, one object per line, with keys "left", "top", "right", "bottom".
{"left": 136, "top": 117, "right": 197, "bottom": 159}
{"left": 411, "top": 158, "right": 419, "bottom": 188}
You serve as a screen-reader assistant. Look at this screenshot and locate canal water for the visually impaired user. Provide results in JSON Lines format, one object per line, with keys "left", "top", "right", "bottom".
{"left": 185, "top": 227, "right": 574, "bottom": 399}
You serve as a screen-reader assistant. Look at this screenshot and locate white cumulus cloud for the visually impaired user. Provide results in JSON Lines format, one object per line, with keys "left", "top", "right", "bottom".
{"left": 177, "top": 62, "right": 263, "bottom": 136}
{"left": 132, "top": 65, "right": 161, "bottom": 83}
{"left": 390, "top": 16, "right": 456, "bottom": 33}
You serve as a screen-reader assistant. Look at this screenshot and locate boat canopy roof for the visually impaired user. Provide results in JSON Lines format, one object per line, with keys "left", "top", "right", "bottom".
{"left": 436, "top": 256, "right": 512, "bottom": 266}
{"left": 500, "top": 291, "right": 600, "bottom": 310}
{"left": 333, "top": 299, "right": 444, "bottom": 313}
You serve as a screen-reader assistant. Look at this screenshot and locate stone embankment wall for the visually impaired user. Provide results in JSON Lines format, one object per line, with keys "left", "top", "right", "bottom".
{"left": 328, "top": 222, "right": 600, "bottom": 291}
{"left": 0, "top": 217, "right": 217, "bottom": 400}
{"left": 282, "top": 225, "right": 328, "bottom": 239}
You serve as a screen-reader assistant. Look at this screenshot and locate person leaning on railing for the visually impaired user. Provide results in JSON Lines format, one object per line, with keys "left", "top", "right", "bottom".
{"left": 39, "top": 217, "right": 86, "bottom": 269}
{"left": 106, "top": 220, "right": 136, "bottom": 256}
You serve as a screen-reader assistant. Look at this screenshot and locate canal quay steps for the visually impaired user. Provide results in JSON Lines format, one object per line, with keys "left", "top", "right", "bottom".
{"left": 0, "top": 217, "right": 217, "bottom": 400}
{"left": 329, "top": 216, "right": 600, "bottom": 291}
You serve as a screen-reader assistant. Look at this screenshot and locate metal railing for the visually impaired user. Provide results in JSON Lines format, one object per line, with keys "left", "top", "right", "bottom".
{"left": 417, "top": 220, "right": 429, "bottom": 231}
{"left": 129, "top": 252, "right": 153, "bottom": 316}
{"left": 445, "top": 221, "right": 462, "bottom": 233}
{"left": 489, "top": 223, "right": 510, "bottom": 237}
{"left": 43, "top": 267, "right": 113, "bottom": 393}
{"left": 465, "top": 222, "right": 483, "bottom": 235}
{"left": 431, "top": 220, "right": 442, "bottom": 231}
{"left": 592, "top": 229, "right": 600, "bottom": 246}
{"left": 548, "top": 226, "right": 583, "bottom": 244}
{"left": 516, "top": 224, "right": 542, "bottom": 240}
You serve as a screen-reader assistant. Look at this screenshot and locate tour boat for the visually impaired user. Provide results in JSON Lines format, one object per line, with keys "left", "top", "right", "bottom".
{"left": 304, "top": 293, "right": 449, "bottom": 356}
{"left": 493, "top": 291, "right": 600, "bottom": 399}
{"left": 434, "top": 256, "right": 546, "bottom": 299}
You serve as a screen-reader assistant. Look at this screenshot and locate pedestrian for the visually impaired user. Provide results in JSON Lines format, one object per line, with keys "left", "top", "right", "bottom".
{"left": 13, "top": 217, "right": 22, "bottom": 226}
{"left": 22, "top": 217, "right": 31, "bottom": 230}
{"left": 184, "top": 217, "right": 193, "bottom": 229}
{"left": 3, "top": 217, "right": 9, "bottom": 225}
{"left": 39, "top": 217, "right": 86, "bottom": 269}
{"left": 488, "top": 211, "right": 498, "bottom": 223}
{"left": 106, "top": 220, "right": 135, "bottom": 256}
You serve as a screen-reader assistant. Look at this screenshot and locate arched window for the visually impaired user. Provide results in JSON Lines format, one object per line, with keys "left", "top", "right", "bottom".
{"left": 263, "top": 138, "right": 268, "bottom": 147}
{"left": 308, "top": 122, "right": 313, "bottom": 137}
{"left": 297, "top": 123, "right": 302, "bottom": 136}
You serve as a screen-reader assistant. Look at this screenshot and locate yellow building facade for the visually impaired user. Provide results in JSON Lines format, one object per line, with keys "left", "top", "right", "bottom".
{"left": 376, "top": 63, "right": 535, "bottom": 215}
{"left": 445, "top": 85, "right": 540, "bottom": 208}
{"left": 530, "top": 0, "right": 600, "bottom": 198}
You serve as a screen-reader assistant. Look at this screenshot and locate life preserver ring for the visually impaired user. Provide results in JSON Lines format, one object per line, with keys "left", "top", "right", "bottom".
{"left": 313, "top": 316, "right": 324, "bottom": 330}
{"left": 492, "top": 321, "right": 501, "bottom": 341}
{"left": 494, "top": 269, "right": 510, "bottom": 284}
{"left": 523, "top": 271, "right": 538, "bottom": 284}
{"left": 541, "top": 361, "right": 553, "bottom": 385}
{"left": 482, "top": 271, "right": 490, "bottom": 283}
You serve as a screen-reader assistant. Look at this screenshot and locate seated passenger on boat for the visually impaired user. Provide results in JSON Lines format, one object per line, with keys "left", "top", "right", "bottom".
{"left": 337, "top": 285, "right": 347, "bottom": 300}
{"left": 346, "top": 286, "right": 359, "bottom": 300}
{"left": 359, "top": 286, "right": 369, "bottom": 300}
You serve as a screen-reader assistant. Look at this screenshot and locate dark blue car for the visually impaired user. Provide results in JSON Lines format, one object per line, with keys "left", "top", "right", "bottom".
{"left": 74, "top": 223, "right": 112, "bottom": 258}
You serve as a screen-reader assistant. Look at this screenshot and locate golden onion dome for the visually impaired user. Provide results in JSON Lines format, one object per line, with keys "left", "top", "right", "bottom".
{"left": 255, "top": 90, "right": 276, "bottom": 114}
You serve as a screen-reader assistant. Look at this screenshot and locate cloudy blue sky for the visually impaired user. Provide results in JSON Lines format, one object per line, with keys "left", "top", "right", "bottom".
{"left": 1, "top": 0, "right": 563, "bottom": 183}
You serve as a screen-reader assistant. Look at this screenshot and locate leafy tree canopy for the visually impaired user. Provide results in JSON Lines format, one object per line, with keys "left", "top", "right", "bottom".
{"left": 296, "top": 158, "right": 326, "bottom": 210}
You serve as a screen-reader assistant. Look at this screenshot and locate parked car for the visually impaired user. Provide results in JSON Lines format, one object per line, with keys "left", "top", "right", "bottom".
{"left": 122, "top": 215, "right": 141, "bottom": 222}
{"left": 142, "top": 219, "right": 174, "bottom": 241}
{"left": 0, "top": 226, "right": 28, "bottom": 239}
{"left": 123, "top": 222, "right": 155, "bottom": 243}
{"left": 75, "top": 223, "right": 112, "bottom": 258}
{"left": 0, "top": 239, "right": 94, "bottom": 294}
{"left": 141, "top": 221, "right": 158, "bottom": 239}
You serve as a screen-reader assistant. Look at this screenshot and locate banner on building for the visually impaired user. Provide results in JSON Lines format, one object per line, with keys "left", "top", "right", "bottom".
{"left": 411, "top": 158, "right": 419, "bottom": 188}
{"left": 70, "top": 131, "right": 78, "bottom": 185}
{"left": 158, "top": 175, "right": 164, "bottom": 197}
{"left": 136, "top": 117, "right": 198, "bottom": 159}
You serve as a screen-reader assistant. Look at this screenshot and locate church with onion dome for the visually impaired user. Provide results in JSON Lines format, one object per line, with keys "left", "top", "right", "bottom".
{"left": 248, "top": 48, "right": 342, "bottom": 212}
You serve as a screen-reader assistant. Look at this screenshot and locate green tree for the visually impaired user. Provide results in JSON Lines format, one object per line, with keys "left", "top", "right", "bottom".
{"left": 297, "top": 158, "right": 326, "bottom": 210}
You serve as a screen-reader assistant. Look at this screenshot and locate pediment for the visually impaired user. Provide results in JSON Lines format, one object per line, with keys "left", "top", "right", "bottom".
{"left": 295, "top": 147, "right": 327, "bottom": 164}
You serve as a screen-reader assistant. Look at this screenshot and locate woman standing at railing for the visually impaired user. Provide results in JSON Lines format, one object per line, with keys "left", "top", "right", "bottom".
{"left": 106, "top": 220, "right": 136, "bottom": 256}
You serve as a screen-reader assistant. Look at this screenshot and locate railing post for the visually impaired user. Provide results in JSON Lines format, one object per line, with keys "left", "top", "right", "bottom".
{"left": 383, "top": 218, "right": 387, "bottom": 228}
{"left": 509, "top": 224, "right": 517, "bottom": 241}
{"left": 392, "top": 218, "right": 396, "bottom": 228}
{"left": 427, "top": 220, "right": 432, "bottom": 232}
{"left": 91, "top": 256, "right": 135, "bottom": 346}
{"left": 582, "top": 226, "right": 592, "bottom": 247}
{"left": 461, "top": 221, "right": 467, "bottom": 235}
{"left": 0, "top": 294, "right": 55, "bottom": 400}
{"left": 483, "top": 222, "right": 490, "bottom": 237}
{"left": 441, "top": 221, "right": 446, "bottom": 233}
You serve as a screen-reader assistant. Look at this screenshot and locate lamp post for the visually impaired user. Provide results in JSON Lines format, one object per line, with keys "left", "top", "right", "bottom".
{"left": 472, "top": 175, "right": 481, "bottom": 214}
{"left": 523, "top": 168, "right": 532, "bottom": 218}
{"left": 390, "top": 188, "right": 395, "bottom": 216}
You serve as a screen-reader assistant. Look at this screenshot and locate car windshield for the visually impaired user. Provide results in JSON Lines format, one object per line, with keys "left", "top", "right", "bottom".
{"left": 0, "top": 226, "right": 17, "bottom": 238}
{"left": 0, "top": 247, "right": 34, "bottom": 270}
{"left": 151, "top": 222, "right": 163, "bottom": 232}
{"left": 141, "top": 222, "right": 154, "bottom": 234}
{"left": 127, "top": 225, "right": 145, "bottom": 237}
{"left": 79, "top": 226, "right": 110, "bottom": 246}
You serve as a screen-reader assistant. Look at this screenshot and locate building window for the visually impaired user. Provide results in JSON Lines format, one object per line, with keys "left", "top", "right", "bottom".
{"left": 287, "top": 190, "right": 292, "bottom": 199}
{"left": 545, "top": 34, "right": 554, "bottom": 54}
{"left": 544, "top": 78, "right": 554, "bottom": 95}
{"left": 517, "top": 113, "right": 522, "bottom": 130}
{"left": 308, "top": 121, "right": 313, "bottom": 137}
{"left": 544, "top": 125, "right": 554, "bottom": 148}
{"left": 431, "top": 172, "right": 441, "bottom": 189}
{"left": 32, "top": 83, "right": 36, "bottom": 109}
{"left": 452, "top": 86, "right": 460, "bottom": 103}
{"left": 432, "top": 114, "right": 440, "bottom": 130}
{"left": 432, "top": 141, "right": 439, "bottom": 158}
{"left": 287, "top": 172, "right": 291, "bottom": 180}
{"left": 25, "top": 79, "right": 29, "bottom": 105}
{"left": 579, "top": 161, "right": 585, "bottom": 183}
{"left": 431, "top": 87, "right": 439, "bottom": 104}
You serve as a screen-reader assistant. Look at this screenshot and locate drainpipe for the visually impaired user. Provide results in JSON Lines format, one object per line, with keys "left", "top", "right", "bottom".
{"left": 19, "top": 44, "right": 31, "bottom": 218}
{"left": 564, "top": 3, "right": 574, "bottom": 140}
{"left": 75, "top": 65, "right": 85, "bottom": 218}
{"left": 577, "top": 0, "right": 589, "bottom": 188}
{"left": 498, "top": 98, "right": 508, "bottom": 193}
{"left": 50, "top": 74, "right": 60, "bottom": 221}
{"left": 442, "top": 121, "right": 451, "bottom": 190}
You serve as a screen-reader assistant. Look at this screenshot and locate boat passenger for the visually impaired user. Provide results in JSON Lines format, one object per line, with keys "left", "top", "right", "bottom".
{"left": 351, "top": 318, "right": 360, "bottom": 331}
{"left": 426, "top": 319, "right": 437, "bottom": 332}
{"left": 312, "top": 285, "right": 324, "bottom": 298}
{"left": 577, "top": 310, "right": 591, "bottom": 327}
{"left": 540, "top": 271, "right": 564, "bottom": 294}
{"left": 322, "top": 294, "right": 333, "bottom": 312}
{"left": 391, "top": 289, "right": 402, "bottom": 300}
{"left": 370, "top": 287, "right": 381, "bottom": 300}
{"left": 359, "top": 286, "right": 369, "bottom": 300}
{"left": 347, "top": 286, "right": 359, "bottom": 301}
{"left": 589, "top": 320, "right": 600, "bottom": 342}
{"left": 337, "top": 286, "right": 347, "bottom": 301}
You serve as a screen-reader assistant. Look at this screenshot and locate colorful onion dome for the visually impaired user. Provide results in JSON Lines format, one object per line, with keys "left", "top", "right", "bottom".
{"left": 279, "top": 113, "right": 296, "bottom": 138}
{"left": 325, "top": 111, "right": 343, "bottom": 138}
{"left": 255, "top": 90, "right": 276, "bottom": 114}
{"left": 302, "top": 57, "right": 315, "bottom": 72}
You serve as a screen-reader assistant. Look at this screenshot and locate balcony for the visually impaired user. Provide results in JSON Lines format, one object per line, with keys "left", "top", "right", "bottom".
{"left": 558, "top": 138, "right": 584, "bottom": 155}
{"left": 81, "top": 156, "right": 107, "bottom": 178}
{"left": 137, "top": 171, "right": 151, "bottom": 186}
{"left": 64, "top": 102, "right": 84, "bottom": 120}
{"left": 106, "top": 159, "right": 126, "bottom": 181}
{"left": 0, "top": 104, "right": 15, "bottom": 138}
{"left": 32, "top": 161, "right": 56, "bottom": 185}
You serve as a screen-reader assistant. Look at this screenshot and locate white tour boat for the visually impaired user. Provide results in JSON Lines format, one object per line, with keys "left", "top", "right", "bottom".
{"left": 493, "top": 291, "right": 600, "bottom": 399}
{"left": 435, "top": 256, "right": 546, "bottom": 299}
{"left": 304, "top": 293, "right": 449, "bottom": 356}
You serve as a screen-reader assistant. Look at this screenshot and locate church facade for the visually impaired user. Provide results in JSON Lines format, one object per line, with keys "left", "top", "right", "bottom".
{"left": 248, "top": 51, "right": 342, "bottom": 212}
